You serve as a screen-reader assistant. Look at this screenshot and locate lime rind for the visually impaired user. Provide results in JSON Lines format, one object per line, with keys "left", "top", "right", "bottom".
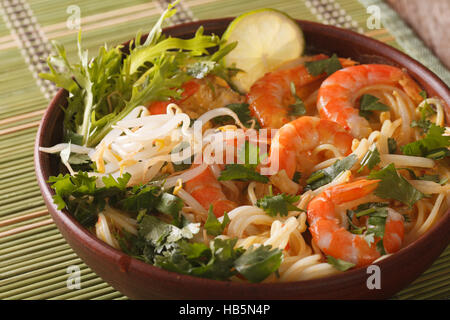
{"left": 222, "top": 8, "right": 305, "bottom": 93}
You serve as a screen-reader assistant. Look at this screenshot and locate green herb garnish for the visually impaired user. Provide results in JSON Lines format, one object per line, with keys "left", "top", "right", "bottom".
{"left": 256, "top": 187, "right": 304, "bottom": 217}
{"left": 306, "top": 154, "right": 357, "bottom": 190}
{"left": 305, "top": 53, "right": 342, "bottom": 76}
{"left": 358, "top": 94, "right": 390, "bottom": 119}
{"left": 326, "top": 255, "right": 355, "bottom": 271}
{"left": 401, "top": 124, "right": 450, "bottom": 159}
{"left": 204, "top": 206, "right": 230, "bottom": 236}
{"left": 368, "top": 163, "right": 424, "bottom": 207}
{"left": 288, "top": 82, "right": 306, "bottom": 116}
{"left": 358, "top": 144, "right": 380, "bottom": 172}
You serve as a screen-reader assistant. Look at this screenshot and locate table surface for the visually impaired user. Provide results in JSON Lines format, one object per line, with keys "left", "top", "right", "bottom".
{"left": 386, "top": 0, "right": 450, "bottom": 69}
{"left": 0, "top": 0, "right": 449, "bottom": 300}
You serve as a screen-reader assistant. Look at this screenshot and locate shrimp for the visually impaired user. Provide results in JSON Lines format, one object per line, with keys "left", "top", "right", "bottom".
{"left": 247, "top": 54, "right": 357, "bottom": 128}
{"left": 268, "top": 116, "right": 354, "bottom": 179}
{"left": 317, "top": 64, "right": 423, "bottom": 139}
{"left": 307, "top": 179, "right": 405, "bottom": 267}
{"left": 184, "top": 165, "right": 237, "bottom": 218}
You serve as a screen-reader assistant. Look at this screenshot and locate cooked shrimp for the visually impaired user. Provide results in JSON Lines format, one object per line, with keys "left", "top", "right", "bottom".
{"left": 184, "top": 165, "right": 237, "bottom": 217}
{"left": 268, "top": 116, "right": 354, "bottom": 179}
{"left": 317, "top": 64, "right": 423, "bottom": 139}
{"left": 307, "top": 179, "right": 405, "bottom": 267}
{"left": 247, "top": 54, "right": 356, "bottom": 128}
{"left": 148, "top": 76, "right": 245, "bottom": 118}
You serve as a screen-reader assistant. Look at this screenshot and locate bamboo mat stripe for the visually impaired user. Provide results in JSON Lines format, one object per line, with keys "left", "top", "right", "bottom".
{"left": 0, "top": 0, "right": 449, "bottom": 300}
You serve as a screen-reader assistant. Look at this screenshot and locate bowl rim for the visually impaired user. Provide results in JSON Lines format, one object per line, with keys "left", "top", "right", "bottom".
{"left": 34, "top": 17, "right": 450, "bottom": 296}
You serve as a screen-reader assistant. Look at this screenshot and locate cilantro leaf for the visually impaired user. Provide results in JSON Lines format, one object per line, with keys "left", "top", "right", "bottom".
{"left": 213, "top": 103, "right": 260, "bottom": 129}
{"left": 155, "top": 192, "right": 184, "bottom": 226}
{"left": 401, "top": 124, "right": 450, "bottom": 159}
{"left": 292, "top": 171, "right": 302, "bottom": 183}
{"left": 234, "top": 245, "right": 283, "bottom": 283}
{"left": 368, "top": 163, "right": 424, "bottom": 207}
{"left": 305, "top": 54, "right": 342, "bottom": 76}
{"left": 256, "top": 192, "right": 303, "bottom": 217}
{"left": 306, "top": 154, "right": 357, "bottom": 190}
{"left": 204, "top": 206, "right": 230, "bottom": 236}
{"left": 288, "top": 82, "right": 306, "bottom": 117}
{"left": 218, "top": 164, "right": 269, "bottom": 183}
{"left": 118, "top": 184, "right": 161, "bottom": 214}
{"left": 138, "top": 215, "right": 199, "bottom": 253}
{"left": 154, "top": 238, "right": 243, "bottom": 281}
{"left": 388, "top": 137, "right": 397, "bottom": 154}
{"left": 358, "top": 144, "right": 380, "bottom": 172}
{"left": 358, "top": 94, "right": 390, "bottom": 119}
{"left": 326, "top": 255, "right": 355, "bottom": 271}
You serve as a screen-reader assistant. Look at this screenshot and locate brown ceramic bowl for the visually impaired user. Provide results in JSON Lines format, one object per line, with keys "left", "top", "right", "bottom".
{"left": 35, "top": 18, "right": 450, "bottom": 299}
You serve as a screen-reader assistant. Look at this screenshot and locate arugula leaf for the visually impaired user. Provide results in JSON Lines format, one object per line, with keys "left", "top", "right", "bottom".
{"left": 305, "top": 54, "right": 342, "bottom": 76}
{"left": 358, "top": 144, "right": 380, "bottom": 172}
{"left": 326, "top": 255, "right": 355, "bottom": 271}
{"left": 40, "top": 3, "right": 236, "bottom": 147}
{"left": 288, "top": 82, "right": 306, "bottom": 117}
{"left": 204, "top": 206, "right": 230, "bottom": 236}
{"left": 306, "top": 154, "right": 357, "bottom": 190}
{"left": 358, "top": 94, "right": 390, "bottom": 119}
{"left": 401, "top": 124, "right": 450, "bottom": 159}
{"left": 234, "top": 245, "right": 283, "bottom": 283}
{"left": 368, "top": 163, "right": 424, "bottom": 207}
{"left": 256, "top": 190, "right": 304, "bottom": 217}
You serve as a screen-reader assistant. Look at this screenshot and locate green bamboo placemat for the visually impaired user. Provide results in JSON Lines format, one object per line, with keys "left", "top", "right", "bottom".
{"left": 0, "top": 0, "right": 449, "bottom": 300}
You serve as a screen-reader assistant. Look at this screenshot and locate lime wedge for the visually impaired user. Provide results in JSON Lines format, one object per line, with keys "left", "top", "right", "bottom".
{"left": 222, "top": 8, "right": 305, "bottom": 93}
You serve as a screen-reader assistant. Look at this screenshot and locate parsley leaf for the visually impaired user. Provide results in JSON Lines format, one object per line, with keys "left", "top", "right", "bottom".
{"left": 256, "top": 192, "right": 304, "bottom": 217}
{"left": 401, "top": 124, "right": 450, "bottom": 159}
{"left": 368, "top": 163, "right": 424, "bottom": 207}
{"left": 204, "top": 206, "right": 230, "bottom": 236}
{"left": 306, "top": 154, "right": 357, "bottom": 190}
{"left": 234, "top": 245, "right": 283, "bottom": 283}
{"left": 305, "top": 54, "right": 342, "bottom": 76}
{"left": 326, "top": 255, "right": 355, "bottom": 271}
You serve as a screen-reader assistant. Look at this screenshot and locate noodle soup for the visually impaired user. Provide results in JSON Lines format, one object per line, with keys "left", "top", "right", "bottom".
{"left": 39, "top": 6, "right": 449, "bottom": 284}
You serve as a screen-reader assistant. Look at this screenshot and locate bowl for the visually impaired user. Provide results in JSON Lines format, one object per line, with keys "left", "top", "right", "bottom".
{"left": 35, "top": 18, "right": 450, "bottom": 299}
